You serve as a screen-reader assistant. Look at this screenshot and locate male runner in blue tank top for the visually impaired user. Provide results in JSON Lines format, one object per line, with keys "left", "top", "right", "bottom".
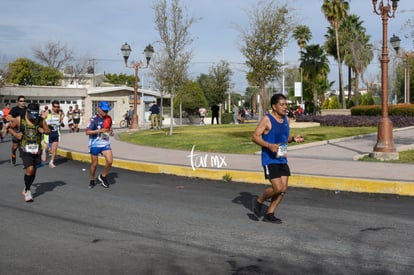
{"left": 251, "top": 93, "right": 304, "bottom": 224}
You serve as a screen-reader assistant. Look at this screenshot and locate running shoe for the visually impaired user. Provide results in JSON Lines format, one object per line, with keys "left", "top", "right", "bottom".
{"left": 252, "top": 197, "right": 263, "bottom": 217}
{"left": 24, "top": 190, "right": 33, "bottom": 202}
{"left": 262, "top": 213, "right": 282, "bottom": 224}
{"left": 89, "top": 180, "right": 96, "bottom": 189}
{"left": 22, "top": 188, "right": 26, "bottom": 196}
{"left": 98, "top": 174, "right": 109, "bottom": 188}
{"left": 49, "top": 161, "right": 56, "bottom": 168}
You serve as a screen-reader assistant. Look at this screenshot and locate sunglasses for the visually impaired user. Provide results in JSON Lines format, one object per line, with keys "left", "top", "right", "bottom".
{"left": 19, "top": 100, "right": 25, "bottom": 102}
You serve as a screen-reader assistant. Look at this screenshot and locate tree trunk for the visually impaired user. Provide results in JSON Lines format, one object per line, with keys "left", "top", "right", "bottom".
{"left": 168, "top": 92, "right": 174, "bottom": 136}
{"left": 354, "top": 72, "right": 360, "bottom": 106}
{"left": 260, "top": 79, "right": 267, "bottom": 116}
{"left": 335, "top": 27, "right": 346, "bottom": 109}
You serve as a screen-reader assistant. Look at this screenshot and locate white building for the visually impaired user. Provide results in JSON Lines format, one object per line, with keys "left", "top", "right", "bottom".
{"left": 0, "top": 85, "right": 167, "bottom": 128}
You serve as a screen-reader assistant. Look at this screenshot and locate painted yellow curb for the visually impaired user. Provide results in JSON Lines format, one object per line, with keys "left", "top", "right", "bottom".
{"left": 58, "top": 149, "right": 414, "bottom": 196}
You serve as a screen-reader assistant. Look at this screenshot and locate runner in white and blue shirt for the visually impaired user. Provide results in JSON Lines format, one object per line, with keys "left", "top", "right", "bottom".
{"left": 85, "top": 101, "right": 114, "bottom": 189}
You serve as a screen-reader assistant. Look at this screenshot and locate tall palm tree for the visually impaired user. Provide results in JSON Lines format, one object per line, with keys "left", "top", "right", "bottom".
{"left": 300, "top": 44, "right": 330, "bottom": 113}
{"left": 341, "top": 15, "right": 373, "bottom": 106}
{"left": 322, "top": 0, "right": 350, "bottom": 109}
{"left": 293, "top": 25, "right": 312, "bottom": 52}
{"left": 293, "top": 25, "right": 312, "bottom": 91}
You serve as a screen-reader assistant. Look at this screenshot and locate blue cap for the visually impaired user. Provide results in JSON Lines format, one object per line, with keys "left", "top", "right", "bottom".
{"left": 99, "top": 101, "right": 111, "bottom": 111}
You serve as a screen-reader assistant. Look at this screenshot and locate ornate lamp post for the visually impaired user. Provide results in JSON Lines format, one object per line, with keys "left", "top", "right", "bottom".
{"left": 120, "top": 43, "right": 154, "bottom": 129}
{"left": 371, "top": 0, "right": 399, "bottom": 160}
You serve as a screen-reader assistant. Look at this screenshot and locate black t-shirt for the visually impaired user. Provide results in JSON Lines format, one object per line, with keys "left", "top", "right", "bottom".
{"left": 10, "top": 106, "right": 27, "bottom": 118}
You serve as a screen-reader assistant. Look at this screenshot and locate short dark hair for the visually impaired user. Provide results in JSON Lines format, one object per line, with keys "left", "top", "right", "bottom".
{"left": 270, "top": 93, "right": 286, "bottom": 105}
{"left": 27, "top": 102, "right": 40, "bottom": 112}
{"left": 52, "top": 100, "right": 59, "bottom": 106}
{"left": 17, "top": 95, "right": 25, "bottom": 101}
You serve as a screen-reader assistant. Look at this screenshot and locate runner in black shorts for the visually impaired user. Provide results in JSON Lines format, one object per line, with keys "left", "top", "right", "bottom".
{"left": 72, "top": 104, "right": 82, "bottom": 132}
{"left": 251, "top": 94, "right": 304, "bottom": 224}
{"left": 9, "top": 95, "right": 27, "bottom": 165}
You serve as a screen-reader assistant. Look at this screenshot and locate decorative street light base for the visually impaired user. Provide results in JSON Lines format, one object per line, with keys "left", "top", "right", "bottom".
{"left": 370, "top": 151, "right": 399, "bottom": 161}
{"left": 371, "top": 117, "right": 399, "bottom": 160}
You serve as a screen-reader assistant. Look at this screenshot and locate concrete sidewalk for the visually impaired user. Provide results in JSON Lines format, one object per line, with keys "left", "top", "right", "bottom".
{"left": 57, "top": 126, "right": 414, "bottom": 196}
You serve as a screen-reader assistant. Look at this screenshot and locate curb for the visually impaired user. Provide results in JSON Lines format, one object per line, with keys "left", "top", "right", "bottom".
{"left": 57, "top": 148, "right": 414, "bottom": 197}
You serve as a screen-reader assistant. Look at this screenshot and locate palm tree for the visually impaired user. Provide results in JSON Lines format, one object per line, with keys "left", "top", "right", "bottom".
{"left": 322, "top": 0, "right": 350, "bottom": 109}
{"left": 293, "top": 25, "right": 312, "bottom": 52}
{"left": 293, "top": 25, "right": 312, "bottom": 91}
{"left": 341, "top": 15, "right": 373, "bottom": 106}
{"left": 300, "top": 44, "right": 330, "bottom": 113}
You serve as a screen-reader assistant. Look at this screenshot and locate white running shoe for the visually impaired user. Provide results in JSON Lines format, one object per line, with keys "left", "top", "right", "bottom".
{"left": 24, "top": 190, "right": 33, "bottom": 202}
{"left": 49, "top": 161, "right": 56, "bottom": 168}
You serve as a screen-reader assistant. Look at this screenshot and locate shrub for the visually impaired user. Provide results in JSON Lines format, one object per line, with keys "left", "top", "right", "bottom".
{"left": 328, "top": 96, "right": 342, "bottom": 109}
{"left": 351, "top": 104, "right": 414, "bottom": 116}
{"left": 296, "top": 114, "right": 414, "bottom": 127}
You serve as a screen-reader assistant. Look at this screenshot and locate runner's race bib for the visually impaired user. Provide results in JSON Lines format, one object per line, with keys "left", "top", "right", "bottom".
{"left": 25, "top": 143, "right": 39, "bottom": 154}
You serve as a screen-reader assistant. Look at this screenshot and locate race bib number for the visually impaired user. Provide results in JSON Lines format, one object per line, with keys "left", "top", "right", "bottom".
{"left": 101, "top": 132, "right": 110, "bottom": 140}
{"left": 25, "top": 144, "right": 39, "bottom": 154}
{"left": 276, "top": 144, "right": 287, "bottom": 158}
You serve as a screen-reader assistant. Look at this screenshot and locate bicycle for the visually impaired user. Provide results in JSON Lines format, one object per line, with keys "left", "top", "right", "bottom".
{"left": 119, "top": 119, "right": 128, "bottom": 128}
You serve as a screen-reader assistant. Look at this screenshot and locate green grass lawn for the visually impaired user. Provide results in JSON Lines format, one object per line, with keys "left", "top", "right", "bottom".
{"left": 358, "top": 150, "right": 414, "bottom": 164}
{"left": 118, "top": 124, "right": 378, "bottom": 154}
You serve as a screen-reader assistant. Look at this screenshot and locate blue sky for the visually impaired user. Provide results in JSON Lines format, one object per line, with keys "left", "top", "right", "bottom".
{"left": 0, "top": 0, "right": 413, "bottom": 93}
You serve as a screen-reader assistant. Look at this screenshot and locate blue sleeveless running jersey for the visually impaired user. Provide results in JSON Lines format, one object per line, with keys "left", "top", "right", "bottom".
{"left": 261, "top": 114, "right": 290, "bottom": 166}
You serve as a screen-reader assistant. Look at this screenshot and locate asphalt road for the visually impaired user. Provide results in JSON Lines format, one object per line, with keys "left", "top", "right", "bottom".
{"left": 1, "top": 139, "right": 414, "bottom": 275}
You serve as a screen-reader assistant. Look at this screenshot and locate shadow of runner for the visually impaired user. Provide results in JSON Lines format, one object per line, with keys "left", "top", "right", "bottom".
{"left": 232, "top": 191, "right": 261, "bottom": 221}
{"left": 32, "top": 180, "right": 66, "bottom": 198}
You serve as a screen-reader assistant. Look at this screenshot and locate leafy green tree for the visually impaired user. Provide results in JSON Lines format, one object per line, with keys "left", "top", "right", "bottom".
{"left": 7, "top": 58, "right": 62, "bottom": 86}
{"left": 104, "top": 73, "right": 136, "bottom": 86}
{"left": 239, "top": 0, "right": 294, "bottom": 115}
{"left": 175, "top": 81, "right": 208, "bottom": 124}
{"left": 322, "top": 0, "right": 350, "bottom": 109}
{"left": 152, "top": 0, "right": 197, "bottom": 135}
{"left": 300, "top": 44, "right": 330, "bottom": 113}
{"left": 198, "top": 61, "right": 233, "bottom": 108}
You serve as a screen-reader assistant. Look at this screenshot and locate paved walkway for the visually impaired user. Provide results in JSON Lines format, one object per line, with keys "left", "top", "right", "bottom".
{"left": 57, "top": 125, "right": 414, "bottom": 196}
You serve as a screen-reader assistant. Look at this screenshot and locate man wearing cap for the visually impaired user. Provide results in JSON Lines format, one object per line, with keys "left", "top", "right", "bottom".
{"left": 8, "top": 103, "right": 50, "bottom": 202}
{"left": 86, "top": 101, "right": 114, "bottom": 189}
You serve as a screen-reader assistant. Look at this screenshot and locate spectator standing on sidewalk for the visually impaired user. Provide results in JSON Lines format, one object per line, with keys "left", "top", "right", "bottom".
{"left": 86, "top": 101, "right": 114, "bottom": 189}
{"left": 150, "top": 101, "right": 160, "bottom": 130}
{"left": 232, "top": 104, "right": 239, "bottom": 124}
{"left": 211, "top": 104, "right": 219, "bottom": 125}
{"left": 8, "top": 102, "right": 50, "bottom": 202}
{"left": 251, "top": 93, "right": 304, "bottom": 224}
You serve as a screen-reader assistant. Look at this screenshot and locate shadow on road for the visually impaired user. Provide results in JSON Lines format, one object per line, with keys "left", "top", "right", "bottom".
{"left": 32, "top": 180, "right": 66, "bottom": 198}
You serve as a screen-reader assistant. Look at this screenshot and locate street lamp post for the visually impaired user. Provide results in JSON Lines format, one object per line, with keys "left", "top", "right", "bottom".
{"left": 120, "top": 42, "right": 154, "bottom": 129}
{"left": 390, "top": 34, "right": 413, "bottom": 104}
{"left": 371, "top": 0, "right": 399, "bottom": 160}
